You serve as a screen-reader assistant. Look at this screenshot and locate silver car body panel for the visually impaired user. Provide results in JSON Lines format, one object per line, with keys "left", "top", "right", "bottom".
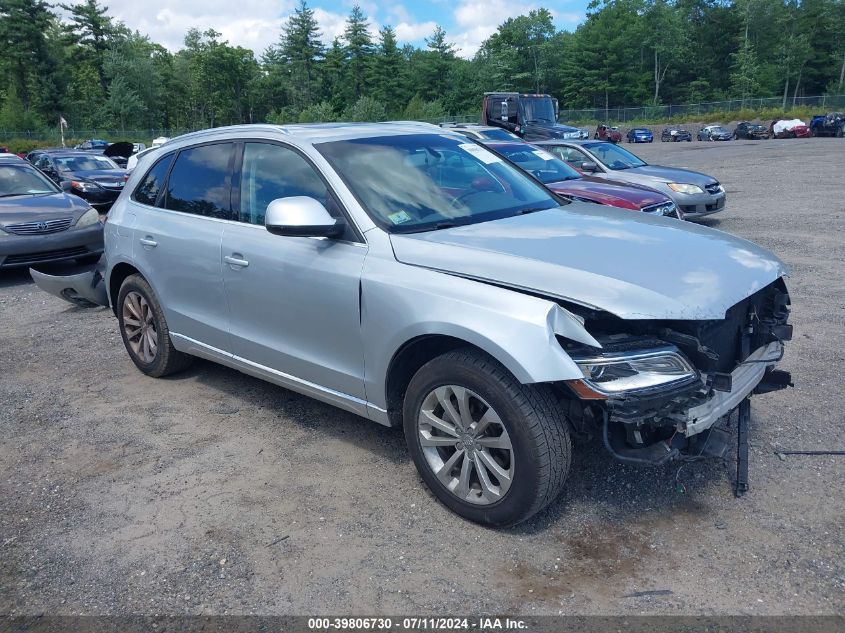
{"left": 390, "top": 206, "right": 787, "bottom": 320}
{"left": 30, "top": 123, "right": 787, "bottom": 433}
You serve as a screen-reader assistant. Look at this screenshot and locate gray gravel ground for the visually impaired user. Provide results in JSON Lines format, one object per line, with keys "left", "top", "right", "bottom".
{"left": 1, "top": 137, "right": 843, "bottom": 616}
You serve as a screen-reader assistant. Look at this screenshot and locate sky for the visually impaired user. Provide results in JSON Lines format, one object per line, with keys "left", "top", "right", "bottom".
{"left": 72, "top": 0, "right": 587, "bottom": 59}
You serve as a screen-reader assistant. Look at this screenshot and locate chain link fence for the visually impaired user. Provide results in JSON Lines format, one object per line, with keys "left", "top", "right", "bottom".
{"left": 3, "top": 94, "right": 843, "bottom": 143}
{"left": 559, "top": 94, "right": 845, "bottom": 124}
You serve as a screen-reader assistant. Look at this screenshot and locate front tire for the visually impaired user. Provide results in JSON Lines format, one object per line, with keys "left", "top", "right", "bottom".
{"left": 403, "top": 349, "right": 571, "bottom": 527}
{"left": 117, "top": 274, "right": 193, "bottom": 377}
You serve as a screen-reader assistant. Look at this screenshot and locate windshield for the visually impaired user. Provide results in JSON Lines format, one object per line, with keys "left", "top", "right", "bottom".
{"left": 0, "top": 164, "right": 59, "bottom": 197}
{"left": 710, "top": 127, "right": 728, "bottom": 133}
{"left": 316, "top": 134, "right": 560, "bottom": 233}
{"left": 479, "top": 128, "right": 520, "bottom": 140}
{"left": 520, "top": 97, "right": 556, "bottom": 123}
{"left": 492, "top": 144, "right": 581, "bottom": 184}
{"left": 581, "top": 142, "right": 647, "bottom": 170}
{"left": 54, "top": 155, "right": 118, "bottom": 172}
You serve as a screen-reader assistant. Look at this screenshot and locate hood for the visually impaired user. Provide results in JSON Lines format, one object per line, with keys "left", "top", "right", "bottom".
{"left": 625, "top": 164, "right": 717, "bottom": 186}
{"left": 389, "top": 205, "right": 787, "bottom": 320}
{"left": 547, "top": 178, "right": 666, "bottom": 209}
{"left": 0, "top": 192, "right": 91, "bottom": 224}
{"left": 524, "top": 123, "right": 583, "bottom": 141}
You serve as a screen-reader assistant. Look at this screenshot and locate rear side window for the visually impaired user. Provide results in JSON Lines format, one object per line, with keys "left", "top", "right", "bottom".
{"left": 133, "top": 153, "right": 174, "bottom": 206}
{"left": 163, "top": 143, "right": 235, "bottom": 219}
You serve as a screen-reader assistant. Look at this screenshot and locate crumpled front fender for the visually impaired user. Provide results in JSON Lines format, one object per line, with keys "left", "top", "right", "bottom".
{"left": 361, "top": 255, "right": 599, "bottom": 410}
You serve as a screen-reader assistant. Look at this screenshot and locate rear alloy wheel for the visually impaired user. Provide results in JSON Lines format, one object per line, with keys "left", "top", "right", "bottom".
{"left": 117, "top": 274, "right": 193, "bottom": 377}
{"left": 404, "top": 349, "right": 571, "bottom": 527}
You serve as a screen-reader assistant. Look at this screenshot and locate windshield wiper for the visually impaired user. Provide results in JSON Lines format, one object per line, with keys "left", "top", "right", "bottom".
{"left": 0, "top": 193, "right": 24, "bottom": 198}
{"left": 515, "top": 206, "right": 551, "bottom": 215}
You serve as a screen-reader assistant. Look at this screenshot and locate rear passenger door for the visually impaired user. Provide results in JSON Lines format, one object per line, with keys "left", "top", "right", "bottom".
{"left": 130, "top": 142, "right": 235, "bottom": 352}
{"left": 221, "top": 141, "right": 367, "bottom": 400}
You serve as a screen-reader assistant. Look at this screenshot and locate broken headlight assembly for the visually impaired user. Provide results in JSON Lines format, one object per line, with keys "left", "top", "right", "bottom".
{"left": 569, "top": 347, "right": 699, "bottom": 398}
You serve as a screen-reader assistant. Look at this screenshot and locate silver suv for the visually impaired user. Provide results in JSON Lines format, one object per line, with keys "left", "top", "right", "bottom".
{"left": 34, "top": 123, "right": 793, "bottom": 526}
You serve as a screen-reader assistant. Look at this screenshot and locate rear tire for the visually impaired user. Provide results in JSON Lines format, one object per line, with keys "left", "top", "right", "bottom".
{"left": 117, "top": 274, "right": 193, "bottom": 377}
{"left": 403, "top": 348, "right": 571, "bottom": 527}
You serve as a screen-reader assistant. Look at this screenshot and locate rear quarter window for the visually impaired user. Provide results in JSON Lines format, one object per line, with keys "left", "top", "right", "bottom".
{"left": 133, "top": 153, "right": 175, "bottom": 206}
{"left": 162, "top": 143, "right": 235, "bottom": 219}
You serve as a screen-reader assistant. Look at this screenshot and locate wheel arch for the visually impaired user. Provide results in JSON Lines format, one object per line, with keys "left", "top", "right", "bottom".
{"left": 108, "top": 261, "right": 142, "bottom": 315}
{"left": 384, "top": 333, "right": 524, "bottom": 428}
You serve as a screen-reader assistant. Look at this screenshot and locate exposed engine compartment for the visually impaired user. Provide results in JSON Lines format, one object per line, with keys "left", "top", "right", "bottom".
{"left": 558, "top": 279, "right": 793, "bottom": 465}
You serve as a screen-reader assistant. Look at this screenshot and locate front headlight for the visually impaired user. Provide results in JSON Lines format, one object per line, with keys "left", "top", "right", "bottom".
{"left": 0, "top": 226, "right": 8, "bottom": 237}
{"left": 71, "top": 180, "right": 103, "bottom": 192}
{"left": 573, "top": 348, "right": 698, "bottom": 396}
{"left": 667, "top": 183, "right": 704, "bottom": 195}
{"left": 75, "top": 208, "right": 100, "bottom": 228}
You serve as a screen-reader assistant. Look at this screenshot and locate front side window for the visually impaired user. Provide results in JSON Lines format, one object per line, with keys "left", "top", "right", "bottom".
{"left": 163, "top": 144, "right": 234, "bottom": 219}
{"left": 316, "top": 133, "right": 559, "bottom": 234}
{"left": 133, "top": 153, "right": 174, "bottom": 206}
{"left": 238, "top": 143, "right": 330, "bottom": 226}
{"left": 580, "top": 142, "right": 647, "bottom": 170}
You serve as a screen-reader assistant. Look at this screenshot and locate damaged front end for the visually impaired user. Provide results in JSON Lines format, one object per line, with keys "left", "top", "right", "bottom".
{"left": 559, "top": 279, "right": 793, "bottom": 467}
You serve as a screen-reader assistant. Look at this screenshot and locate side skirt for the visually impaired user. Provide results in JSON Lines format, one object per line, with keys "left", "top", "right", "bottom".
{"left": 170, "top": 333, "right": 390, "bottom": 426}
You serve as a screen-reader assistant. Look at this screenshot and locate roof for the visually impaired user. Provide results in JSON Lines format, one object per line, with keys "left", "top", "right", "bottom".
{"left": 161, "top": 122, "right": 465, "bottom": 149}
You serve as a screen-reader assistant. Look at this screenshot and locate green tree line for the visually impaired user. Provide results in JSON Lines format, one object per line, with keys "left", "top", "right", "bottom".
{"left": 1, "top": 0, "right": 843, "bottom": 133}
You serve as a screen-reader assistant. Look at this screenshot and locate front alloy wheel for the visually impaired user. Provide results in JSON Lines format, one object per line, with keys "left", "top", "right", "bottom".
{"left": 417, "top": 385, "right": 514, "bottom": 505}
{"left": 403, "top": 349, "right": 571, "bottom": 527}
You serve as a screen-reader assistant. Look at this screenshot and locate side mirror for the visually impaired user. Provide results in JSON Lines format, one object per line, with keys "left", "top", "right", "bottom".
{"left": 265, "top": 196, "right": 345, "bottom": 238}
{"left": 60, "top": 180, "right": 73, "bottom": 192}
{"left": 580, "top": 161, "right": 598, "bottom": 172}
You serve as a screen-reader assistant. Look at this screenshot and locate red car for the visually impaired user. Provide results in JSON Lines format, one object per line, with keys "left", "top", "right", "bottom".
{"left": 594, "top": 124, "right": 622, "bottom": 143}
{"left": 770, "top": 120, "right": 811, "bottom": 138}
{"left": 485, "top": 141, "right": 683, "bottom": 219}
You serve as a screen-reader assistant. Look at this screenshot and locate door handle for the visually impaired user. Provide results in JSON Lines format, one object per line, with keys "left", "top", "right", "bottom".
{"left": 224, "top": 254, "right": 249, "bottom": 268}
{"left": 139, "top": 237, "right": 158, "bottom": 248}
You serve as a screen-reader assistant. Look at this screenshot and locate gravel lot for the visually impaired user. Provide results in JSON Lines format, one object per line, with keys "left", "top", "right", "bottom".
{"left": 1, "top": 137, "right": 843, "bottom": 617}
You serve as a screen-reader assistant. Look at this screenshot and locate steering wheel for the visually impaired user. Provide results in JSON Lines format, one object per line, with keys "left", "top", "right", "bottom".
{"left": 449, "top": 190, "right": 485, "bottom": 207}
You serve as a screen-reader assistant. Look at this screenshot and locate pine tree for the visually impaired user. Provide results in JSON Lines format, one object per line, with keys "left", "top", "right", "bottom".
{"left": 341, "top": 5, "right": 374, "bottom": 103}
{"left": 60, "top": 0, "right": 118, "bottom": 93}
{"left": 278, "top": 0, "right": 324, "bottom": 109}
{"left": 372, "top": 26, "right": 403, "bottom": 115}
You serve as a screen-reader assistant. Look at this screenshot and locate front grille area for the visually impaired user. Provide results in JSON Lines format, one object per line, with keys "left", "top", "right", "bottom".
{"left": 3, "top": 246, "right": 88, "bottom": 266}
{"left": 4, "top": 217, "right": 73, "bottom": 235}
{"left": 704, "top": 182, "right": 722, "bottom": 195}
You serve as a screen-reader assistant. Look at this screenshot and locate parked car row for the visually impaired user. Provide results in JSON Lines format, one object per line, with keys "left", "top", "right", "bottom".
{"left": 618, "top": 113, "right": 844, "bottom": 143}
{"left": 438, "top": 124, "right": 724, "bottom": 220}
{"left": 26, "top": 121, "right": 792, "bottom": 527}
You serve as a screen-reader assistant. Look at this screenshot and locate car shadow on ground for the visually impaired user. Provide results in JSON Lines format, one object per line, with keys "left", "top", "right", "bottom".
{"left": 0, "top": 268, "right": 35, "bottom": 289}
{"left": 165, "top": 357, "right": 736, "bottom": 531}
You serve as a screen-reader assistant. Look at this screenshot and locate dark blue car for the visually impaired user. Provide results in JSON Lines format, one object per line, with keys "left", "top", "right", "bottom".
{"left": 626, "top": 128, "right": 653, "bottom": 143}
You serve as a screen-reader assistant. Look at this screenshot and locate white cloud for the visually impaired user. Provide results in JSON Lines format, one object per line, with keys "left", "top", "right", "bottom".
{"left": 395, "top": 20, "right": 438, "bottom": 42}
{"left": 451, "top": 0, "right": 519, "bottom": 57}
